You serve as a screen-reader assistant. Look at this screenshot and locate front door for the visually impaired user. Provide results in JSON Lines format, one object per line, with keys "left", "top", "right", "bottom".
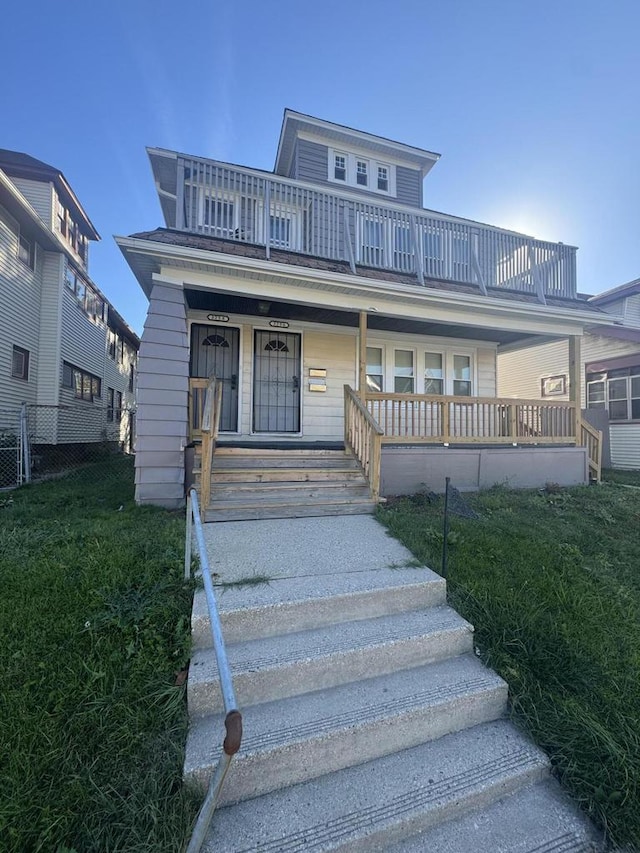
{"left": 190, "top": 324, "right": 240, "bottom": 431}
{"left": 253, "top": 330, "right": 301, "bottom": 432}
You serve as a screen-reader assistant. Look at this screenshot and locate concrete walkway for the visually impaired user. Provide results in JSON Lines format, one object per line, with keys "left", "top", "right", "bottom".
{"left": 201, "top": 514, "right": 420, "bottom": 584}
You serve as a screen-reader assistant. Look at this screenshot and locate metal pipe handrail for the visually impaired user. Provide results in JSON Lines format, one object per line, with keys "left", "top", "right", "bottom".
{"left": 185, "top": 488, "right": 242, "bottom": 853}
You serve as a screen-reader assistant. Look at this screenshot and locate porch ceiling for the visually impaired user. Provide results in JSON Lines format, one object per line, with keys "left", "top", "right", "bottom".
{"left": 185, "top": 289, "right": 532, "bottom": 346}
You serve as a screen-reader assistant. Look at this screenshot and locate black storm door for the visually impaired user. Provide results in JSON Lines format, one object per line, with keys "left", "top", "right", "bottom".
{"left": 253, "top": 331, "right": 301, "bottom": 432}
{"left": 190, "top": 324, "right": 239, "bottom": 431}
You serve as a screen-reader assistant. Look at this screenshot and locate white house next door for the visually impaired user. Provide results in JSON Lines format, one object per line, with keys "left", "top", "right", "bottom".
{"left": 253, "top": 330, "right": 301, "bottom": 433}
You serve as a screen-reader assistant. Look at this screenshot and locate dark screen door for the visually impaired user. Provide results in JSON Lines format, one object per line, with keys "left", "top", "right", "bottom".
{"left": 190, "top": 324, "right": 239, "bottom": 431}
{"left": 253, "top": 331, "right": 301, "bottom": 432}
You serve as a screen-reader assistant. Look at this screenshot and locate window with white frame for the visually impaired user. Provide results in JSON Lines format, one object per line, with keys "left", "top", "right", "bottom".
{"left": 258, "top": 201, "right": 301, "bottom": 250}
{"left": 328, "top": 148, "right": 394, "bottom": 195}
{"left": 334, "top": 152, "right": 347, "bottom": 182}
{"left": 203, "top": 196, "right": 237, "bottom": 236}
{"left": 394, "top": 350, "right": 414, "bottom": 393}
{"left": 453, "top": 354, "right": 472, "bottom": 396}
{"left": 360, "top": 216, "right": 386, "bottom": 266}
{"left": 367, "top": 342, "right": 475, "bottom": 397}
{"left": 62, "top": 361, "right": 101, "bottom": 401}
{"left": 424, "top": 352, "right": 444, "bottom": 394}
{"left": 366, "top": 347, "right": 384, "bottom": 392}
{"left": 587, "top": 365, "right": 640, "bottom": 421}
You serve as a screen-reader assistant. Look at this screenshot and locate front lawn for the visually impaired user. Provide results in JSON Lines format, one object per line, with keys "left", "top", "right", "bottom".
{"left": 378, "top": 480, "right": 640, "bottom": 849}
{"left": 0, "top": 457, "right": 198, "bottom": 852}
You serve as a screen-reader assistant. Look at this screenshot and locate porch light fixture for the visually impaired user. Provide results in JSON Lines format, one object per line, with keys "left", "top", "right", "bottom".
{"left": 257, "top": 301, "right": 271, "bottom": 315}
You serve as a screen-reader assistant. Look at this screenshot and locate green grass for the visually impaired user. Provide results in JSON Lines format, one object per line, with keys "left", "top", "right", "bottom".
{"left": 378, "top": 481, "right": 640, "bottom": 849}
{"left": 602, "top": 467, "right": 640, "bottom": 487}
{"left": 0, "top": 457, "right": 199, "bottom": 852}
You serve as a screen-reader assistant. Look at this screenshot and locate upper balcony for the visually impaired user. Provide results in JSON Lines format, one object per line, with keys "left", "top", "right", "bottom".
{"left": 165, "top": 154, "right": 577, "bottom": 303}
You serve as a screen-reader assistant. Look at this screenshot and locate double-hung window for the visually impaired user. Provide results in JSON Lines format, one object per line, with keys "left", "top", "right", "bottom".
{"left": 63, "top": 362, "right": 101, "bottom": 402}
{"left": 453, "top": 355, "right": 472, "bottom": 396}
{"left": 366, "top": 347, "right": 384, "bottom": 392}
{"left": 333, "top": 153, "right": 347, "bottom": 182}
{"left": 394, "top": 350, "right": 415, "bottom": 393}
{"left": 18, "top": 234, "right": 34, "bottom": 269}
{"left": 588, "top": 365, "right": 640, "bottom": 420}
{"left": 424, "top": 353, "right": 444, "bottom": 394}
{"left": 356, "top": 160, "right": 368, "bottom": 186}
{"left": 203, "top": 196, "right": 237, "bottom": 237}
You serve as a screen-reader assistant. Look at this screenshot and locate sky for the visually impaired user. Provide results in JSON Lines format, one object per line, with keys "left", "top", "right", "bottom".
{"left": 2, "top": 0, "right": 639, "bottom": 335}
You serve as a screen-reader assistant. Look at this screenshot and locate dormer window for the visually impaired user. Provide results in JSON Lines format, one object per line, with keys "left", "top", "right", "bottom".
{"left": 327, "top": 148, "right": 395, "bottom": 196}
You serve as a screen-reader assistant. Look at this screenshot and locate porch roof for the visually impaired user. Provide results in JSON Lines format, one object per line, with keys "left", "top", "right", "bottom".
{"left": 117, "top": 228, "right": 613, "bottom": 348}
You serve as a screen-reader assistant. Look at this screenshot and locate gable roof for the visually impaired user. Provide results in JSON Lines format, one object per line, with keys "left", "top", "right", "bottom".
{"left": 0, "top": 148, "right": 100, "bottom": 241}
{"left": 588, "top": 277, "right": 640, "bottom": 306}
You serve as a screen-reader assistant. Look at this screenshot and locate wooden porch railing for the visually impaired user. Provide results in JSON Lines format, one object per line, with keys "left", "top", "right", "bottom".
{"left": 188, "top": 378, "right": 209, "bottom": 441}
{"left": 344, "top": 386, "right": 383, "bottom": 502}
{"left": 581, "top": 420, "right": 603, "bottom": 482}
{"left": 365, "top": 393, "right": 578, "bottom": 444}
{"left": 199, "top": 377, "right": 223, "bottom": 517}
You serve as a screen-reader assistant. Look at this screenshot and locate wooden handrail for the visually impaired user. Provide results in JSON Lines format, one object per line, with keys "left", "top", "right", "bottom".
{"left": 199, "top": 376, "right": 223, "bottom": 519}
{"left": 344, "top": 385, "right": 383, "bottom": 502}
{"left": 580, "top": 420, "right": 602, "bottom": 483}
{"left": 366, "top": 391, "right": 580, "bottom": 408}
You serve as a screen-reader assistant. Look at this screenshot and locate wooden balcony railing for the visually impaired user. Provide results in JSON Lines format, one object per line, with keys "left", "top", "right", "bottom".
{"left": 176, "top": 156, "right": 577, "bottom": 301}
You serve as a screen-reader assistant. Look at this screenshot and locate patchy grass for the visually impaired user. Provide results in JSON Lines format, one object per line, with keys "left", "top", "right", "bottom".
{"left": 602, "top": 467, "right": 640, "bottom": 487}
{"left": 0, "top": 457, "right": 199, "bottom": 852}
{"left": 378, "top": 481, "right": 640, "bottom": 849}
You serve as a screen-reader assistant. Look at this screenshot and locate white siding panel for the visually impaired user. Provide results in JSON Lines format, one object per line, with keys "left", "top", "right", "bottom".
{"left": 36, "top": 252, "right": 64, "bottom": 411}
{"left": 302, "top": 331, "right": 356, "bottom": 440}
{"left": 11, "top": 178, "right": 53, "bottom": 226}
{"left": 477, "top": 348, "right": 496, "bottom": 396}
{"left": 61, "top": 287, "right": 106, "bottom": 377}
{"left": 610, "top": 424, "right": 640, "bottom": 469}
{"left": 0, "top": 205, "right": 43, "bottom": 410}
{"left": 498, "top": 340, "right": 569, "bottom": 400}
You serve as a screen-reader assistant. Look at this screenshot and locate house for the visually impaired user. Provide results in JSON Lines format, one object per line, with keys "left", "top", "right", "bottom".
{"left": 499, "top": 277, "right": 640, "bottom": 470}
{"left": 0, "top": 150, "right": 139, "bottom": 473}
{"left": 116, "top": 110, "right": 614, "bottom": 512}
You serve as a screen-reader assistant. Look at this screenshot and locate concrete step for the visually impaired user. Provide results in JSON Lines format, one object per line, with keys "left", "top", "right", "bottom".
{"left": 184, "top": 654, "right": 507, "bottom": 803}
{"left": 200, "top": 720, "right": 550, "bottom": 852}
{"left": 192, "top": 567, "right": 446, "bottom": 647}
{"left": 204, "top": 499, "right": 376, "bottom": 522}
{"left": 387, "top": 778, "right": 601, "bottom": 852}
{"left": 188, "top": 606, "right": 474, "bottom": 715}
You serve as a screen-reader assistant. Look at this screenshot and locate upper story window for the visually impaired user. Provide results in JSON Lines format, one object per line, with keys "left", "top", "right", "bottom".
{"left": 57, "top": 198, "right": 87, "bottom": 264}
{"left": 328, "top": 148, "right": 395, "bottom": 196}
{"left": 334, "top": 153, "right": 347, "bottom": 182}
{"left": 18, "top": 234, "right": 35, "bottom": 269}
{"left": 65, "top": 265, "right": 105, "bottom": 322}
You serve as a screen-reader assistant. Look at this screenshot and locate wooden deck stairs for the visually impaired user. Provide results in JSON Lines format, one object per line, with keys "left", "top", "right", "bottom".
{"left": 193, "top": 446, "right": 377, "bottom": 522}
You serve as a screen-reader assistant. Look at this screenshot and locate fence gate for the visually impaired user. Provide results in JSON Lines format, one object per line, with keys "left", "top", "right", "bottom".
{"left": 0, "top": 407, "right": 25, "bottom": 489}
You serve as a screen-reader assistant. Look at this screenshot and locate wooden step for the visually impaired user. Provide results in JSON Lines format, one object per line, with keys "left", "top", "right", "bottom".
{"left": 205, "top": 468, "right": 366, "bottom": 484}
{"left": 209, "top": 482, "right": 372, "bottom": 501}
{"left": 204, "top": 500, "right": 376, "bottom": 522}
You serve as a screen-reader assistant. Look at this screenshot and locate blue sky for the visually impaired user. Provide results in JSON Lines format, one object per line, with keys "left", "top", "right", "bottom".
{"left": 3, "top": 0, "right": 639, "bottom": 334}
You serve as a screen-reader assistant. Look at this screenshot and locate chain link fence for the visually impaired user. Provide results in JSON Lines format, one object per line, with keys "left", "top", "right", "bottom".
{"left": 0, "top": 403, "right": 136, "bottom": 489}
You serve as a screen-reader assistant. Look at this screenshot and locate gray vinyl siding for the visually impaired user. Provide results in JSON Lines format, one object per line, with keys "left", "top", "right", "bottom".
{"left": 295, "top": 139, "right": 329, "bottom": 184}
{"left": 11, "top": 178, "right": 53, "bottom": 226}
{"left": 135, "top": 282, "right": 189, "bottom": 508}
{"left": 0, "top": 205, "right": 42, "bottom": 409}
{"left": 396, "top": 166, "right": 422, "bottom": 207}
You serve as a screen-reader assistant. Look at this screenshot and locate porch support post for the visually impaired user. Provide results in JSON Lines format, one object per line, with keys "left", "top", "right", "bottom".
{"left": 568, "top": 334, "right": 582, "bottom": 443}
{"left": 359, "top": 311, "right": 367, "bottom": 401}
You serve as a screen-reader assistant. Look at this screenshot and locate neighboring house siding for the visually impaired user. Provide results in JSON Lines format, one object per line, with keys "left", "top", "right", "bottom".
{"left": 498, "top": 340, "right": 569, "bottom": 401}
{"left": 104, "top": 338, "right": 137, "bottom": 447}
{"left": 625, "top": 294, "right": 640, "bottom": 324}
{"left": 60, "top": 286, "right": 107, "bottom": 378}
{"left": 135, "top": 282, "right": 189, "bottom": 508}
{"left": 11, "top": 178, "right": 53, "bottom": 226}
{"left": 610, "top": 425, "right": 640, "bottom": 469}
{"left": 0, "top": 205, "right": 42, "bottom": 410}
{"left": 396, "top": 166, "right": 422, "bottom": 208}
